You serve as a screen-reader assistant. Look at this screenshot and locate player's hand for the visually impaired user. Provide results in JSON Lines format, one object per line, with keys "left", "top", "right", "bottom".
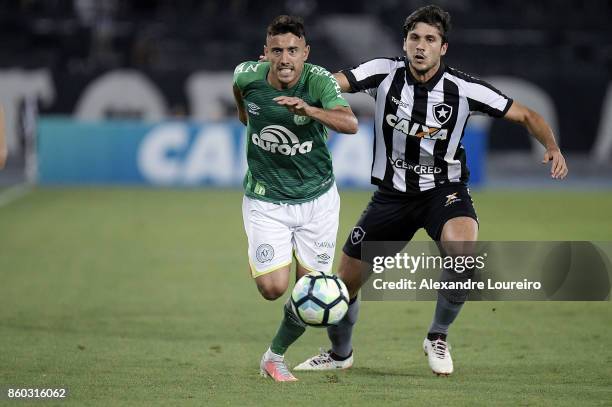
{"left": 542, "top": 147, "right": 568, "bottom": 179}
{"left": 258, "top": 54, "right": 268, "bottom": 62}
{"left": 273, "top": 96, "right": 312, "bottom": 116}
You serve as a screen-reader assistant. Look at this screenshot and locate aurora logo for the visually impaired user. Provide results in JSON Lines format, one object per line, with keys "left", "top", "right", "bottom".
{"left": 251, "top": 125, "right": 312, "bottom": 155}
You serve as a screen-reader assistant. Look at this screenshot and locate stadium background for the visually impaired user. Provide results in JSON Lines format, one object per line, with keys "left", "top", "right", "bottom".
{"left": 1, "top": 1, "right": 611, "bottom": 405}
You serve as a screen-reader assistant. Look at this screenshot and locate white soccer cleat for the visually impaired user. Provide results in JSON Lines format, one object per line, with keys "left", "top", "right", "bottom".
{"left": 293, "top": 348, "right": 353, "bottom": 371}
{"left": 423, "top": 335, "right": 453, "bottom": 376}
{"left": 259, "top": 349, "right": 298, "bottom": 382}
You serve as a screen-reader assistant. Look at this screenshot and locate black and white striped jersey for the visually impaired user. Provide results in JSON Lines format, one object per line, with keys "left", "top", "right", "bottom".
{"left": 342, "top": 57, "right": 512, "bottom": 194}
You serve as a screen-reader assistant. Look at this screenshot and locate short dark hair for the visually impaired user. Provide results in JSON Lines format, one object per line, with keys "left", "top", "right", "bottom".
{"left": 267, "top": 15, "right": 306, "bottom": 39}
{"left": 403, "top": 5, "right": 451, "bottom": 43}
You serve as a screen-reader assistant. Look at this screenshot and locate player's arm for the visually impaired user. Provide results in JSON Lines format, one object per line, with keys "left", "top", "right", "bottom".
{"left": 232, "top": 85, "right": 248, "bottom": 126}
{"left": 333, "top": 72, "right": 353, "bottom": 93}
{"left": 273, "top": 96, "right": 358, "bottom": 134}
{"left": 0, "top": 105, "right": 7, "bottom": 169}
{"left": 504, "top": 100, "right": 568, "bottom": 179}
{"left": 334, "top": 58, "right": 397, "bottom": 95}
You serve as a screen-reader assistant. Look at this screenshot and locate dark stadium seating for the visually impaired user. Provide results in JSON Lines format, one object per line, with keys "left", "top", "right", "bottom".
{"left": 1, "top": 0, "right": 610, "bottom": 76}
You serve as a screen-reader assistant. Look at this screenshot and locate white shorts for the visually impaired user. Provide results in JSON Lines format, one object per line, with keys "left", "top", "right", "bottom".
{"left": 242, "top": 184, "right": 340, "bottom": 278}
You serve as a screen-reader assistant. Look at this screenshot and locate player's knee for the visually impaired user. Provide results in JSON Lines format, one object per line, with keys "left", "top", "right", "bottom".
{"left": 257, "top": 283, "right": 286, "bottom": 301}
{"left": 441, "top": 228, "right": 477, "bottom": 243}
{"left": 441, "top": 217, "right": 478, "bottom": 244}
{"left": 253, "top": 264, "right": 290, "bottom": 300}
{"left": 337, "top": 255, "right": 364, "bottom": 298}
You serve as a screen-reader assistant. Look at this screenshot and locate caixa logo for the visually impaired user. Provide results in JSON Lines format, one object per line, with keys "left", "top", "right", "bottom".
{"left": 385, "top": 114, "right": 448, "bottom": 140}
{"left": 252, "top": 125, "right": 312, "bottom": 155}
{"left": 137, "top": 123, "right": 246, "bottom": 186}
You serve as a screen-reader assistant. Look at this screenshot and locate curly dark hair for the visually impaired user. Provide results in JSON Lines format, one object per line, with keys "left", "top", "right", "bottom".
{"left": 267, "top": 15, "right": 306, "bottom": 39}
{"left": 403, "top": 5, "right": 451, "bottom": 43}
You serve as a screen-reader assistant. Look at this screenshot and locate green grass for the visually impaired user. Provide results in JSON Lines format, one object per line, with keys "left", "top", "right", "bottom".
{"left": 0, "top": 188, "right": 611, "bottom": 406}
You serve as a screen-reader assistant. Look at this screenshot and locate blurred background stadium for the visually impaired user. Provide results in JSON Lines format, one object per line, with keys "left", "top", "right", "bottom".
{"left": 0, "top": 0, "right": 611, "bottom": 188}
{"left": 1, "top": 1, "right": 611, "bottom": 405}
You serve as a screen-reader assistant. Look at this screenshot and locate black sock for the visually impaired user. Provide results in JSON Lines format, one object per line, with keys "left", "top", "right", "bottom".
{"left": 327, "top": 296, "right": 359, "bottom": 358}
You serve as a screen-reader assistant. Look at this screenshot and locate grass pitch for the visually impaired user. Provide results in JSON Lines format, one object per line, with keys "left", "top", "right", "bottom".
{"left": 0, "top": 188, "right": 611, "bottom": 406}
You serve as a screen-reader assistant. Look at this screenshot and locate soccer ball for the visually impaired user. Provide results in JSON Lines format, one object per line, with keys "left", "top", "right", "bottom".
{"left": 291, "top": 271, "right": 349, "bottom": 327}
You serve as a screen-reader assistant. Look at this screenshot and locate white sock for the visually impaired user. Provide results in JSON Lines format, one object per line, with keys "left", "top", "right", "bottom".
{"left": 266, "top": 348, "right": 283, "bottom": 360}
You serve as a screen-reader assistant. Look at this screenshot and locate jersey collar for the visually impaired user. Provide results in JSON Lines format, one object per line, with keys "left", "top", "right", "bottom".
{"left": 265, "top": 63, "right": 307, "bottom": 91}
{"left": 404, "top": 57, "right": 446, "bottom": 91}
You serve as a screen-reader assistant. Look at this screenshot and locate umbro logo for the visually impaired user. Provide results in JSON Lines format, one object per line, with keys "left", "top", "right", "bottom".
{"left": 247, "top": 102, "right": 260, "bottom": 115}
{"left": 433, "top": 102, "right": 452, "bottom": 125}
{"left": 316, "top": 253, "right": 331, "bottom": 264}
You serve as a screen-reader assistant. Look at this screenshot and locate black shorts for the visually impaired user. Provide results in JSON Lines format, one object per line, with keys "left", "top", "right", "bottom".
{"left": 343, "top": 184, "right": 478, "bottom": 261}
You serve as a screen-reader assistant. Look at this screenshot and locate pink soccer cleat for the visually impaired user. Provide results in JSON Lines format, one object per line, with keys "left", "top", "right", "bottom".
{"left": 259, "top": 349, "right": 298, "bottom": 382}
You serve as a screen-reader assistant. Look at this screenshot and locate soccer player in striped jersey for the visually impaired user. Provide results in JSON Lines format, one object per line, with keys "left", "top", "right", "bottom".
{"left": 295, "top": 5, "right": 568, "bottom": 376}
{"left": 232, "top": 15, "right": 358, "bottom": 381}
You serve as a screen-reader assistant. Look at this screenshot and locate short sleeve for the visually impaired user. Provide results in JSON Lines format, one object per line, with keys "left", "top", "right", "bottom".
{"left": 309, "top": 67, "right": 350, "bottom": 110}
{"left": 341, "top": 57, "right": 399, "bottom": 94}
{"left": 458, "top": 74, "right": 513, "bottom": 117}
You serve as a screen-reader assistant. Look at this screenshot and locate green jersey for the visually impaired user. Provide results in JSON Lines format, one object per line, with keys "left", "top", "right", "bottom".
{"left": 233, "top": 61, "right": 350, "bottom": 204}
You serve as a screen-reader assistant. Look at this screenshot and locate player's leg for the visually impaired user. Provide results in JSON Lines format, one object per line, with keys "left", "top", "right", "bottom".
{"left": 291, "top": 184, "right": 354, "bottom": 370}
{"left": 256, "top": 265, "right": 302, "bottom": 381}
{"left": 292, "top": 183, "right": 340, "bottom": 277}
{"left": 262, "top": 252, "right": 311, "bottom": 380}
{"left": 294, "top": 253, "right": 373, "bottom": 373}
{"left": 243, "top": 195, "right": 294, "bottom": 298}
{"left": 293, "top": 251, "right": 362, "bottom": 371}
{"left": 260, "top": 184, "right": 341, "bottom": 381}
{"left": 270, "top": 260, "right": 321, "bottom": 369}
{"left": 266, "top": 261, "right": 307, "bottom": 359}
{"left": 288, "top": 183, "right": 340, "bottom": 352}
{"left": 254, "top": 265, "right": 291, "bottom": 300}
{"left": 325, "top": 252, "right": 363, "bottom": 363}
{"left": 430, "top": 217, "right": 478, "bottom": 332}
{"left": 296, "top": 190, "right": 416, "bottom": 370}
{"left": 242, "top": 196, "right": 299, "bottom": 381}
{"left": 423, "top": 186, "right": 478, "bottom": 376}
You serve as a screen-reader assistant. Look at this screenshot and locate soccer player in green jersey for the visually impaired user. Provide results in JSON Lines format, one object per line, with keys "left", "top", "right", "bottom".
{"left": 232, "top": 15, "right": 358, "bottom": 382}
